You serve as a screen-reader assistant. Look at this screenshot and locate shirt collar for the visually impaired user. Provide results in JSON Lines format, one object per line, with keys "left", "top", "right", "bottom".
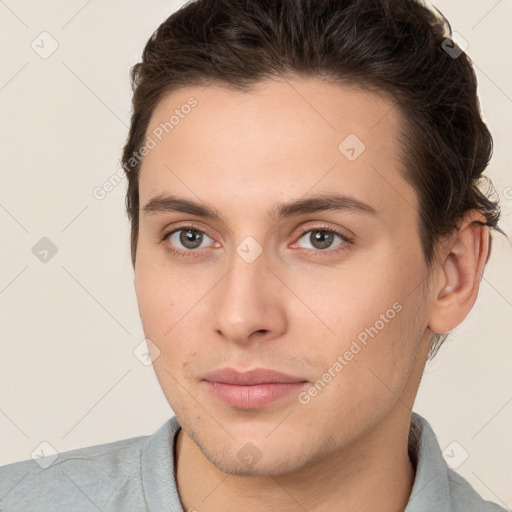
{"left": 405, "top": 411, "right": 452, "bottom": 511}
{"left": 141, "top": 415, "right": 184, "bottom": 512}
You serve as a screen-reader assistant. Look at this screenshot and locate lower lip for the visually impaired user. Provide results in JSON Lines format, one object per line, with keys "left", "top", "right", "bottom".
{"left": 203, "top": 381, "right": 308, "bottom": 409}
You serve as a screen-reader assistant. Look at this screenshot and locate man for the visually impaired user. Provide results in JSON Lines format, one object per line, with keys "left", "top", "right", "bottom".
{"left": 0, "top": 0, "right": 507, "bottom": 510}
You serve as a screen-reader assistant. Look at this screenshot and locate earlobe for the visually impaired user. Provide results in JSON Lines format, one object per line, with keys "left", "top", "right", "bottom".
{"left": 428, "top": 211, "right": 489, "bottom": 335}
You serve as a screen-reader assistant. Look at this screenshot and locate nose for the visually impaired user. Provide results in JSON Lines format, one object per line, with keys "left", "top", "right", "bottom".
{"left": 209, "top": 249, "right": 287, "bottom": 345}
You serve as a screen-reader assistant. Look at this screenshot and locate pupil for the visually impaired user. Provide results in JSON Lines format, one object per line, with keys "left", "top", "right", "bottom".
{"left": 181, "top": 229, "right": 202, "bottom": 248}
{"left": 312, "top": 230, "right": 333, "bottom": 249}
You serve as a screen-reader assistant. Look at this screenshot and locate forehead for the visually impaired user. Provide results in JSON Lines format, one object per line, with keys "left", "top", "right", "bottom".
{"left": 138, "top": 77, "right": 418, "bottom": 225}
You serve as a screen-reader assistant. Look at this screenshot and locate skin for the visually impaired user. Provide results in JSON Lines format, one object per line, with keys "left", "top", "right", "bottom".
{"left": 133, "top": 77, "right": 489, "bottom": 511}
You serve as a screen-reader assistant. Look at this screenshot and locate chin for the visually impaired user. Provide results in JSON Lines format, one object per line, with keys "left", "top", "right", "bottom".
{"left": 204, "top": 449, "right": 305, "bottom": 478}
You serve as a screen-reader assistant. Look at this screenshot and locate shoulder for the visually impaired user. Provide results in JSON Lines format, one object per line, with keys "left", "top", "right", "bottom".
{"left": 447, "top": 468, "right": 509, "bottom": 512}
{"left": 408, "top": 412, "right": 508, "bottom": 512}
{"left": 0, "top": 434, "right": 149, "bottom": 512}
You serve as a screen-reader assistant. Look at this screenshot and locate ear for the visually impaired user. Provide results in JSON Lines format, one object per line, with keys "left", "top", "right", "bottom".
{"left": 428, "top": 210, "right": 490, "bottom": 335}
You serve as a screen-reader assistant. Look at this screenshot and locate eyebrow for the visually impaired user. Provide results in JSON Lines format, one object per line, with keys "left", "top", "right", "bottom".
{"left": 142, "top": 192, "right": 378, "bottom": 221}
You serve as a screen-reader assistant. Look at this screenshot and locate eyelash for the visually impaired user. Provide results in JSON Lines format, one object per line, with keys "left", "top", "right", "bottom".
{"left": 161, "top": 224, "right": 354, "bottom": 260}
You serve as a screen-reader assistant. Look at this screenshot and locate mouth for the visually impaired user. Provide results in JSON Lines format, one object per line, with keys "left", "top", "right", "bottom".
{"left": 202, "top": 367, "right": 309, "bottom": 409}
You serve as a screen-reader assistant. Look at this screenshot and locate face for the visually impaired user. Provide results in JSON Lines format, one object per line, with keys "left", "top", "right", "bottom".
{"left": 134, "top": 77, "right": 433, "bottom": 476}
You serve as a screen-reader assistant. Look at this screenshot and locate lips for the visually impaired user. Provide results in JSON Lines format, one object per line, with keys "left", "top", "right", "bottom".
{"left": 202, "top": 367, "right": 309, "bottom": 409}
{"left": 203, "top": 367, "right": 307, "bottom": 385}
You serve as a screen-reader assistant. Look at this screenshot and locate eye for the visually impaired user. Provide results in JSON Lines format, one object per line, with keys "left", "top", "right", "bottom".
{"left": 161, "top": 224, "right": 352, "bottom": 259}
{"left": 294, "top": 227, "right": 352, "bottom": 255}
{"left": 162, "top": 227, "right": 215, "bottom": 257}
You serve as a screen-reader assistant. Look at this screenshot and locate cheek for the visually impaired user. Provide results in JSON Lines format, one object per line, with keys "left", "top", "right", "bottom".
{"left": 135, "top": 243, "right": 179, "bottom": 320}
{"left": 312, "top": 261, "right": 400, "bottom": 343}
{"left": 134, "top": 270, "right": 167, "bottom": 331}
{"left": 135, "top": 263, "right": 201, "bottom": 410}
{"left": 134, "top": 259, "right": 204, "bottom": 362}
{"left": 313, "top": 256, "right": 425, "bottom": 388}
{"left": 305, "top": 298, "right": 423, "bottom": 432}
{"left": 320, "top": 293, "right": 409, "bottom": 389}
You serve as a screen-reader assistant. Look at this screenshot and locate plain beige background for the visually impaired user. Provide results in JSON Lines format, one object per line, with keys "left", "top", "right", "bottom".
{"left": 1, "top": 0, "right": 511, "bottom": 508}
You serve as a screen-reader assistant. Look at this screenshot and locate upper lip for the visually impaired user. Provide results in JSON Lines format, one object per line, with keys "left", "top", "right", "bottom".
{"left": 203, "top": 367, "right": 307, "bottom": 385}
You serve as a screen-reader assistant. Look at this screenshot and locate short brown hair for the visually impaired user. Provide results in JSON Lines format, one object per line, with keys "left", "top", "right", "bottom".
{"left": 122, "top": 0, "right": 503, "bottom": 359}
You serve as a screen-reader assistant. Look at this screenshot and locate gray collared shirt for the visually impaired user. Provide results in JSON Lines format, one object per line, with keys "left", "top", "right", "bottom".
{"left": 0, "top": 412, "right": 507, "bottom": 511}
